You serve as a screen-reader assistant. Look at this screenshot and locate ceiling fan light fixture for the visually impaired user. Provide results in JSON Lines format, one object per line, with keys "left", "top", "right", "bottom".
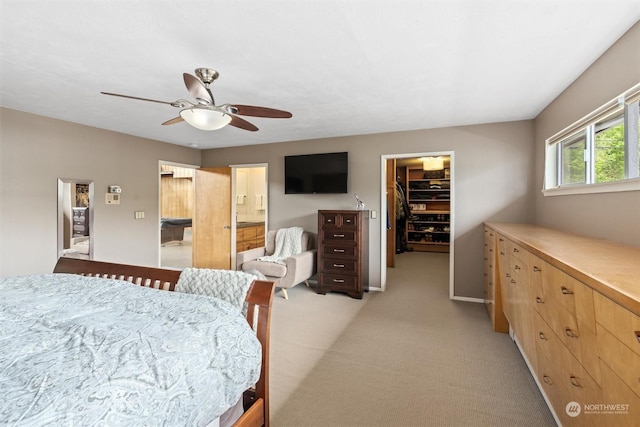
{"left": 179, "top": 106, "right": 231, "bottom": 130}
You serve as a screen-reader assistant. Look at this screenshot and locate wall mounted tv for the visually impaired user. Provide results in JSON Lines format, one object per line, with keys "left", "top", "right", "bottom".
{"left": 285, "top": 152, "right": 348, "bottom": 194}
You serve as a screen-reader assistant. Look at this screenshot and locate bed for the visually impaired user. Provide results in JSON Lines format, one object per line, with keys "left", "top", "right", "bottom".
{"left": 161, "top": 217, "right": 192, "bottom": 244}
{"left": 0, "top": 257, "right": 274, "bottom": 427}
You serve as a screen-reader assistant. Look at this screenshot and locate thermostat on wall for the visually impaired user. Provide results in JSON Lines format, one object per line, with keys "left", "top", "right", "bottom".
{"left": 108, "top": 185, "right": 122, "bottom": 193}
{"left": 106, "top": 193, "right": 120, "bottom": 205}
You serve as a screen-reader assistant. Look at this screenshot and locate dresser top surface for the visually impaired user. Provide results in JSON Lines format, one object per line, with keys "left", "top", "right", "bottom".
{"left": 485, "top": 222, "right": 640, "bottom": 315}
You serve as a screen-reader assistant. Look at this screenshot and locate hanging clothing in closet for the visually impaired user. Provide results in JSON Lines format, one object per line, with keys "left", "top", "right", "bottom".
{"left": 395, "top": 180, "right": 411, "bottom": 253}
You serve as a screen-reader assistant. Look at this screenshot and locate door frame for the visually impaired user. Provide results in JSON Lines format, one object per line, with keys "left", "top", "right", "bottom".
{"left": 379, "top": 151, "right": 455, "bottom": 299}
{"left": 230, "top": 162, "right": 269, "bottom": 270}
{"left": 157, "top": 160, "right": 198, "bottom": 267}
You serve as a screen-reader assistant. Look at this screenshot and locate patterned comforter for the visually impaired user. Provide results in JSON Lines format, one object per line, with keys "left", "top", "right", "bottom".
{"left": 0, "top": 273, "right": 261, "bottom": 426}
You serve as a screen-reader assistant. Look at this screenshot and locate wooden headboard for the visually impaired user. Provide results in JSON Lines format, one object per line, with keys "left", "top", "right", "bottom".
{"left": 54, "top": 257, "right": 182, "bottom": 290}
{"left": 53, "top": 257, "right": 274, "bottom": 427}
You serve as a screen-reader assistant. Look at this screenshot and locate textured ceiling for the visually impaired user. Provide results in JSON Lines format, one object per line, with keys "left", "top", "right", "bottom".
{"left": 1, "top": 1, "right": 639, "bottom": 149}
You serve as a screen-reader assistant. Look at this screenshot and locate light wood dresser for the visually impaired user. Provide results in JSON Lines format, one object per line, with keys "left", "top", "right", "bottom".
{"left": 484, "top": 222, "right": 640, "bottom": 427}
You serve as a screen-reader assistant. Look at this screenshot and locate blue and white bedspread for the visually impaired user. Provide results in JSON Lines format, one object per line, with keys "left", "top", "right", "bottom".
{"left": 0, "top": 273, "right": 261, "bottom": 426}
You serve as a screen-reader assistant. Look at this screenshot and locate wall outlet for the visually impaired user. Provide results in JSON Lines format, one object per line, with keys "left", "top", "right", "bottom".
{"left": 134, "top": 211, "right": 145, "bottom": 219}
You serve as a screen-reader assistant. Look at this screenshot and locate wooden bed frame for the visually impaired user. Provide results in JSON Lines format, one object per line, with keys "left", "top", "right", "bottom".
{"left": 53, "top": 257, "right": 274, "bottom": 427}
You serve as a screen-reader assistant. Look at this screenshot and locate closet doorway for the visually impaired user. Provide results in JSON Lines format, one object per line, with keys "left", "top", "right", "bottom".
{"left": 380, "top": 152, "right": 455, "bottom": 297}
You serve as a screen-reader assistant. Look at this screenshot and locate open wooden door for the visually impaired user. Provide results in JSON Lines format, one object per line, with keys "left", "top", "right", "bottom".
{"left": 193, "top": 167, "right": 232, "bottom": 269}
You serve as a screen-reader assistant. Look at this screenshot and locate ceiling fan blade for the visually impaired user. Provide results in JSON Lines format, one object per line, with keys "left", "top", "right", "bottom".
{"left": 183, "top": 73, "right": 212, "bottom": 103}
{"left": 101, "top": 91, "right": 176, "bottom": 106}
{"left": 161, "top": 116, "right": 185, "bottom": 126}
{"left": 229, "top": 115, "right": 259, "bottom": 132}
{"left": 231, "top": 104, "right": 292, "bottom": 118}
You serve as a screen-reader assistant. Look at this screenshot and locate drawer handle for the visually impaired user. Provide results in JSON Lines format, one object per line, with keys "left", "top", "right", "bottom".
{"left": 510, "top": 279, "right": 516, "bottom": 284}
{"left": 538, "top": 332, "right": 548, "bottom": 341}
{"left": 561, "top": 286, "right": 574, "bottom": 295}
{"left": 505, "top": 273, "right": 511, "bottom": 278}
{"left": 565, "top": 328, "right": 578, "bottom": 338}
{"left": 533, "top": 266, "right": 541, "bottom": 272}
{"left": 513, "top": 248, "right": 519, "bottom": 253}
{"left": 332, "top": 279, "right": 345, "bottom": 283}
{"left": 569, "top": 376, "right": 583, "bottom": 389}
{"left": 536, "top": 297, "right": 544, "bottom": 304}
{"left": 499, "top": 238, "right": 504, "bottom": 242}
{"left": 333, "top": 249, "right": 345, "bottom": 253}
{"left": 514, "top": 265, "right": 521, "bottom": 270}
{"left": 543, "top": 375, "right": 553, "bottom": 385}
{"left": 333, "top": 264, "right": 345, "bottom": 268}
{"left": 334, "top": 234, "right": 345, "bottom": 238}
{"left": 500, "top": 251, "right": 505, "bottom": 255}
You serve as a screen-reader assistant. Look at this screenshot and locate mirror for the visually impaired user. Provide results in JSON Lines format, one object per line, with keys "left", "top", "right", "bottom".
{"left": 57, "top": 179, "right": 94, "bottom": 260}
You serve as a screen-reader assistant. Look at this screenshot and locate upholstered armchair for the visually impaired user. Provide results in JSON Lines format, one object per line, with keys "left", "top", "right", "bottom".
{"left": 237, "top": 228, "right": 316, "bottom": 299}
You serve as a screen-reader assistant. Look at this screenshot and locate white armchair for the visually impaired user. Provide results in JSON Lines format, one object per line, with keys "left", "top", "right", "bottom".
{"left": 237, "top": 229, "right": 316, "bottom": 299}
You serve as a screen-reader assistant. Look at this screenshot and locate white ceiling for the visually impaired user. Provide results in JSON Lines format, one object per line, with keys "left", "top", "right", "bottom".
{"left": 1, "top": 1, "right": 639, "bottom": 150}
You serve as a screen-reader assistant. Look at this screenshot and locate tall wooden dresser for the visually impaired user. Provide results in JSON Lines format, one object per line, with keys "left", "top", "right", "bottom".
{"left": 316, "top": 210, "right": 369, "bottom": 299}
{"left": 72, "top": 207, "right": 89, "bottom": 237}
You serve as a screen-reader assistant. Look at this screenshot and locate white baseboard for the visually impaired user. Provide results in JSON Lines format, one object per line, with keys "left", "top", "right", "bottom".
{"left": 451, "top": 295, "right": 484, "bottom": 303}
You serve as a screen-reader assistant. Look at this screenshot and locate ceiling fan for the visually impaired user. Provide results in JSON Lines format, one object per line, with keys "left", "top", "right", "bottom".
{"left": 101, "top": 68, "right": 292, "bottom": 132}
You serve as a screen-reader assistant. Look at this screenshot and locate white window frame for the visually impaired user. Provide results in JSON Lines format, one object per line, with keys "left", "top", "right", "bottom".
{"left": 543, "top": 83, "right": 640, "bottom": 197}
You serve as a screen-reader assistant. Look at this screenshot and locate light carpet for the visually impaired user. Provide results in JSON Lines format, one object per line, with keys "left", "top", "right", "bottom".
{"left": 269, "top": 251, "right": 556, "bottom": 426}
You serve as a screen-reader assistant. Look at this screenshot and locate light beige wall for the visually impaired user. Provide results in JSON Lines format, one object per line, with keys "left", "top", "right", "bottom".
{"left": 533, "top": 22, "right": 640, "bottom": 246}
{"left": 0, "top": 108, "right": 200, "bottom": 276}
{"left": 203, "top": 120, "right": 535, "bottom": 298}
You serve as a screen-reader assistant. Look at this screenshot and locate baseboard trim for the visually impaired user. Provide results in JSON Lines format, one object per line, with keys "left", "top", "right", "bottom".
{"left": 451, "top": 296, "right": 484, "bottom": 303}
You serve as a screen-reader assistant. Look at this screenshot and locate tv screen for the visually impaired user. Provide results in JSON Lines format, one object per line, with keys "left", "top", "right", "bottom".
{"left": 285, "top": 152, "right": 348, "bottom": 194}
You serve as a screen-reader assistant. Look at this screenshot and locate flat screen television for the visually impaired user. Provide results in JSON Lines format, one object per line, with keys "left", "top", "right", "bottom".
{"left": 285, "top": 152, "right": 348, "bottom": 194}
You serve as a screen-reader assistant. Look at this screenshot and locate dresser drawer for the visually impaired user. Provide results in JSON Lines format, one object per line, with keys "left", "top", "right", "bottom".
{"left": 530, "top": 259, "right": 547, "bottom": 314}
{"left": 322, "top": 230, "right": 356, "bottom": 242}
{"left": 534, "top": 311, "right": 603, "bottom": 426}
{"left": 506, "top": 240, "right": 526, "bottom": 264}
{"left": 321, "top": 244, "right": 358, "bottom": 259}
{"left": 318, "top": 273, "right": 359, "bottom": 291}
{"left": 542, "top": 264, "right": 596, "bottom": 329}
{"left": 319, "top": 258, "right": 357, "bottom": 274}
{"left": 536, "top": 350, "right": 572, "bottom": 426}
{"left": 594, "top": 291, "right": 640, "bottom": 359}
{"left": 596, "top": 324, "right": 640, "bottom": 399}
{"left": 539, "top": 295, "right": 599, "bottom": 377}
{"left": 339, "top": 212, "right": 359, "bottom": 229}
{"left": 598, "top": 361, "right": 640, "bottom": 426}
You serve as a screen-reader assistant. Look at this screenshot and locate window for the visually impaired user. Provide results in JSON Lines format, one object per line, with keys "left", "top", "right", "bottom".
{"left": 544, "top": 84, "right": 640, "bottom": 195}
